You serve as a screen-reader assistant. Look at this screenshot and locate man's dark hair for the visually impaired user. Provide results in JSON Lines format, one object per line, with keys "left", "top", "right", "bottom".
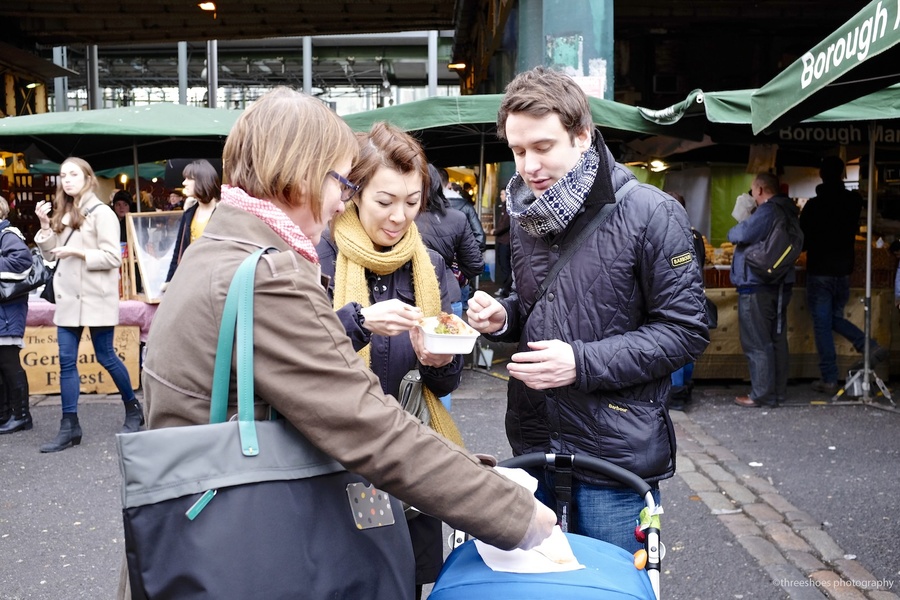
{"left": 497, "top": 65, "right": 593, "bottom": 143}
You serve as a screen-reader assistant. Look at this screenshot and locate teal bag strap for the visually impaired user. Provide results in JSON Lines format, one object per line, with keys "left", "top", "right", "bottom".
{"left": 235, "top": 250, "right": 260, "bottom": 456}
{"left": 208, "top": 248, "right": 270, "bottom": 456}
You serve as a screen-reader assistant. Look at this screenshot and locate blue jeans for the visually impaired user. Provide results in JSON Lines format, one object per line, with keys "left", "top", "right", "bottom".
{"left": 671, "top": 362, "right": 694, "bottom": 388}
{"left": 806, "top": 275, "right": 867, "bottom": 383}
{"left": 58, "top": 326, "right": 136, "bottom": 414}
{"left": 738, "top": 287, "right": 791, "bottom": 405}
{"left": 529, "top": 467, "right": 661, "bottom": 554}
{"left": 459, "top": 284, "right": 471, "bottom": 306}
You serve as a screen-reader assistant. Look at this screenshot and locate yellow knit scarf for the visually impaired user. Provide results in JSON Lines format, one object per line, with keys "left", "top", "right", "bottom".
{"left": 332, "top": 203, "right": 464, "bottom": 447}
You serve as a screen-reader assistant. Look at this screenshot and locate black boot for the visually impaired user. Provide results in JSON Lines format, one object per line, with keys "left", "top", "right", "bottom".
{"left": 0, "top": 383, "right": 9, "bottom": 427}
{"left": 121, "top": 400, "right": 145, "bottom": 434}
{"left": 40, "top": 414, "right": 82, "bottom": 453}
{"left": 0, "top": 384, "right": 33, "bottom": 435}
{"left": 668, "top": 385, "right": 691, "bottom": 411}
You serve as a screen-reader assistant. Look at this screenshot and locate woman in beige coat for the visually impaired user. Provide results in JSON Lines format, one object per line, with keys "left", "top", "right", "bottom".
{"left": 34, "top": 158, "right": 141, "bottom": 453}
{"left": 127, "top": 87, "right": 555, "bottom": 599}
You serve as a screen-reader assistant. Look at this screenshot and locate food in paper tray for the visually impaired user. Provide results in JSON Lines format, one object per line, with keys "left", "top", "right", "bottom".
{"left": 433, "top": 311, "right": 466, "bottom": 335}
{"left": 417, "top": 312, "right": 480, "bottom": 354}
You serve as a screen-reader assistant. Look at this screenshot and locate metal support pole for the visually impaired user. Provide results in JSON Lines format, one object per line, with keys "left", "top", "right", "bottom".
{"left": 206, "top": 40, "right": 218, "bottom": 108}
{"left": 177, "top": 41, "right": 188, "bottom": 105}
{"left": 87, "top": 45, "right": 101, "bottom": 109}
{"left": 839, "top": 122, "right": 894, "bottom": 410}
{"left": 52, "top": 47, "right": 68, "bottom": 112}
{"left": 863, "top": 123, "right": 876, "bottom": 401}
{"left": 133, "top": 144, "right": 141, "bottom": 213}
{"left": 303, "top": 36, "right": 312, "bottom": 96}
{"left": 427, "top": 30, "right": 438, "bottom": 97}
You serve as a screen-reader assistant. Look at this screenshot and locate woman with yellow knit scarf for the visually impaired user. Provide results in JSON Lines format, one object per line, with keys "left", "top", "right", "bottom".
{"left": 316, "top": 122, "right": 464, "bottom": 598}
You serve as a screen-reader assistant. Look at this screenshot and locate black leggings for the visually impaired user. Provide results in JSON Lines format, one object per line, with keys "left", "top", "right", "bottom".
{"left": 0, "top": 345, "right": 28, "bottom": 414}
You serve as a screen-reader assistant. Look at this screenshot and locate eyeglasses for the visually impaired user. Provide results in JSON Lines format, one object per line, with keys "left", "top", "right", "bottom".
{"left": 328, "top": 170, "right": 360, "bottom": 202}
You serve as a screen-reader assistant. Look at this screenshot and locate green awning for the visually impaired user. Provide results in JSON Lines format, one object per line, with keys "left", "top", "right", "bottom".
{"left": 341, "top": 94, "right": 681, "bottom": 166}
{"left": 0, "top": 104, "right": 241, "bottom": 169}
{"left": 751, "top": 0, "right": 900, "bottom": 134}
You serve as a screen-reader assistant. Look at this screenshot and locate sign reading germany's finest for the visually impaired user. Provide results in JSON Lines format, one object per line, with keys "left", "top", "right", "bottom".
{"left": 23, "top": 326, "right": 140, "bottom": 395}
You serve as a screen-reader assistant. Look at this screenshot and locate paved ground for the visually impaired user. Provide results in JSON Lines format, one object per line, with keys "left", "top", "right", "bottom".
{"left": 1, "top": 352, "right": 898, "bottom": 599}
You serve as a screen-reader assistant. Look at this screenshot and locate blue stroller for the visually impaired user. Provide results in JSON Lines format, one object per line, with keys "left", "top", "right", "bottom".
{"left": 430, "top": 453, "right": 662, "bottom": 600}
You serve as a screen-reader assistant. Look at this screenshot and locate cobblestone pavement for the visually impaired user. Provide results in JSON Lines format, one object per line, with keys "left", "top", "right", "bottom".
{"left": 2, "top": 362, "right": 898, "bottom": 599}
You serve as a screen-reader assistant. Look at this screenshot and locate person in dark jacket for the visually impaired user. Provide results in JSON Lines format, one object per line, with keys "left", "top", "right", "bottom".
{"left": 0, "top": 196, "right": 34, "bottom": 434}
{"left": 491, "top": 188, "right": 512, "bottom": 298}
{"left": 801, "top": 156, "right": 886, "bottom": 395}
{"left": 729, "top": 172, "right": 799, "bottom": 408}
{"left": 439, "top": 168, "right": 485, "bottom": 307}
{"left": 467, "top": 66, "right": 709, "bottom": 554}
{"left": 163, "top": 159, "right": 220, "bottom": 285}
{"left": 416, "top": 163, "right": 484, "bottom": 318}
{"left": 667, "top": 191, "right": 707, "bottom": 411}
{"left": 316, "top": 122, "right": 465, "bottom": 599}
{"left": 439, "top": 169, "right": 485, "bottom": 251}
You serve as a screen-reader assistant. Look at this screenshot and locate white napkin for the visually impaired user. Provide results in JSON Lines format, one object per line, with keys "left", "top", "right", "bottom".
{"left": 475, "top": 466, "right": 585, "bottom": 573}
{"left": 493, "top": 466, "right": 539, "bottom": 493}
{"left": 475, "top": 525, "right": 584, "bottom": 573}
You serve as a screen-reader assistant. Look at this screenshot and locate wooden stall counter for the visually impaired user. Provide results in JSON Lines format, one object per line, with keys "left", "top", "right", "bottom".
{"left": 23, "top": 299, "right": 158, "bottom": 394}
{"left": 696, "top": 287, "right": 893, "bottom": 380}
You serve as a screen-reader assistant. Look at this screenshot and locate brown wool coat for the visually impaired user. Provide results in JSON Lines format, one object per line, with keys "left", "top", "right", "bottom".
{"left": 142, "top": 203, "right": 536, "bottom": 547}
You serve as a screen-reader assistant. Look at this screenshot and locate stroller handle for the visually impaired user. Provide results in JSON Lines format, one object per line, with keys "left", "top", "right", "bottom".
{"left": 499, "top": 453, "right": 653, "bottom": 499}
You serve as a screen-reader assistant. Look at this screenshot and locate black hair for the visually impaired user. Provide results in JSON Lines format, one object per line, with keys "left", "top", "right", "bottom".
{"left": 425, "top": 164, "right": 448, "bottom": 215}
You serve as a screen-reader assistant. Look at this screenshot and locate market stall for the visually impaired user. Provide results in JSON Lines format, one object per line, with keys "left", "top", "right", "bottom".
{"left": 695, "top": 242, "right": 897, "bottom": 380}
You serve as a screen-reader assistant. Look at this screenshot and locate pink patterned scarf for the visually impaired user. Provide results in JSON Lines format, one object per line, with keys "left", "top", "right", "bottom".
{"left": 219, "top": 184, "right": 319, "bottom": 263}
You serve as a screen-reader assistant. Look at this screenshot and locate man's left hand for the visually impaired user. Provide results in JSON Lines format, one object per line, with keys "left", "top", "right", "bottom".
{"left": 506, "top": 340, "right": 576, "bottom": 390}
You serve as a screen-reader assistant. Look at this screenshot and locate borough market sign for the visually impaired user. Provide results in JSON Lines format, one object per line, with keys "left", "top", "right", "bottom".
{"left": 751, "top": 0, "right": 900, "bottom": 134}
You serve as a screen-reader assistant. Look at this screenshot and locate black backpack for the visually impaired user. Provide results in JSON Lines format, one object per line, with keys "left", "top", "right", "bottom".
{"left": 744, "top": 200, "right": 804, "bottom": 283}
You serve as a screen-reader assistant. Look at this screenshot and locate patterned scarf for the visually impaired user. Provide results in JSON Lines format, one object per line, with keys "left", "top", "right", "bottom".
{"left": 506, "top": 144, "right": 600, "bottom": 238}
{"left": 219, "top": 185, "right": 319, "bottom": 264}
{"left": 332, "top": 203, "right": 464, "bottom": 447}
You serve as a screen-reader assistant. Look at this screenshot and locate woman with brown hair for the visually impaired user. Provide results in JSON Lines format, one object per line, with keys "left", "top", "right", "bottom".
{"left": 125, "top": 88, "right": 555, "bottom": 599}
{"left": 316, "top": 121, "right": 464, "bottom": 598}
{"left": 34, "top": 157, "right": 141, "bottom": 452}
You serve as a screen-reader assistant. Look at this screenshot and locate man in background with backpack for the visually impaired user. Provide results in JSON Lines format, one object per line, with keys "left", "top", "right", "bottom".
{"left": 729, "top": 172, "right": 800, "bottom": 408}
{"left": 800, "top": 156, "right": 887, "bottom": 396}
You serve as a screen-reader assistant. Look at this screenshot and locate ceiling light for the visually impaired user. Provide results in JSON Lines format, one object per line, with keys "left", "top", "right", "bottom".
{"left": 649, "top": 159, "right": 668, "bottom": 172}
{"left": 120, "top": 174, "right": 129, "bottom": 185}
{"left": 25, "top": 82, "right": 41, "bottom": 89}
{"left": 198, "top": 2, "right": 216, "bottom": 11}
{"left": 447, "top": 63, "right": 466, "bottom": 71}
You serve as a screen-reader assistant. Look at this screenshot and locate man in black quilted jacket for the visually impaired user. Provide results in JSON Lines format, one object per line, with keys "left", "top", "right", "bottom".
{"left": 467, "top": 66, "right": 709, "bottom": 553}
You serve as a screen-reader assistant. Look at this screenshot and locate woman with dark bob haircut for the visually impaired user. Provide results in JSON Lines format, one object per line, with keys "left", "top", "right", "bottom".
{"left": 164, "top": 158, "right": 220, "bottom": 283}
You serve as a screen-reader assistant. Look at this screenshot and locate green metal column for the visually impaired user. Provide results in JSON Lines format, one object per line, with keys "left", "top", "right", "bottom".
{"left": 516, "top": 0, "right": 614, "bottom": 99}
